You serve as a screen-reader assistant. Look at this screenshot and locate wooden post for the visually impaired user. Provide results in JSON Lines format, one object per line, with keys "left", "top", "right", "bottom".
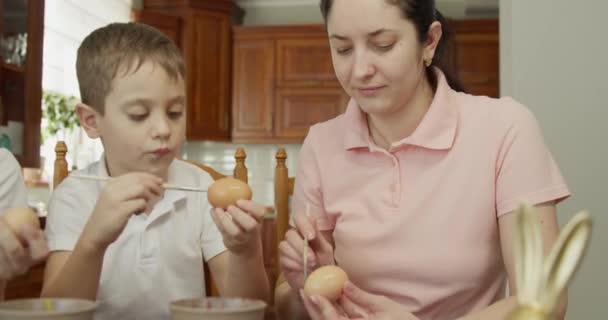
{"left": 275, "top": 148, "right": 289, "bottom": 247}
{"left": 234, "top": 147, "right": 248, "bottom": 183}
{"left": 53, "top": 141, "right": 68, "bottom": 189}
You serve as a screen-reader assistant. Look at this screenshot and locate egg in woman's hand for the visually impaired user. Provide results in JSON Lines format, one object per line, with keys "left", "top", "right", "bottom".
{"left": 1, "top": 207, "right": 41, "bottom": 245}
{"left": 304, "top": 265, "right": 348, "bottom": 301}
{"left": 207, "top": 177, "right": 252, "bottom": 209}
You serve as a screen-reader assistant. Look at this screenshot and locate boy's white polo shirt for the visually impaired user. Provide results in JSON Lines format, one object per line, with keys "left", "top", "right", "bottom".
{"left": 0, "top": 148, "right": 28, "bottom": 211}
{"left": 45, "top": 157, "right": 227, "bottom": 320}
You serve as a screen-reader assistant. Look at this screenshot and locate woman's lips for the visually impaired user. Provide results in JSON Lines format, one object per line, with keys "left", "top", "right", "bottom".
{"left": 357, "top": 86, "right": 385, "bottom": 97}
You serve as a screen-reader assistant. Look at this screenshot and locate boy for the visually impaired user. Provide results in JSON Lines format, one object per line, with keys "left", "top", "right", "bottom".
{"left": 41, "top": 23, "right": 269, "bottom": 319}
{"left": 0, "top": 149, "right": 48, "bottom": 300}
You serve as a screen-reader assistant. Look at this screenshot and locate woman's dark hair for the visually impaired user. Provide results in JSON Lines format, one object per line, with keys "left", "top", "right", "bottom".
{"left": 320, "top": 0, "right": 465, "bottom": 93}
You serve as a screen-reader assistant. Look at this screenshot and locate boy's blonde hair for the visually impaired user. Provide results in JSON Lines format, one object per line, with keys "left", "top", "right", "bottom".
{"left": 76, "top": 22, "right": 185, "bottom": 113}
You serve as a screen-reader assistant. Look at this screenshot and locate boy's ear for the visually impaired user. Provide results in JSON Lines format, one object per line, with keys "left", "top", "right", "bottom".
{"left": 76, "top": 103, "right": 102, "bottom": 139}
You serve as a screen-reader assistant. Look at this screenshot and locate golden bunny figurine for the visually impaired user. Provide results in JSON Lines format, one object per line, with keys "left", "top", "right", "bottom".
{"left": 507, "top": 203, "right": 592, "bottom": 320}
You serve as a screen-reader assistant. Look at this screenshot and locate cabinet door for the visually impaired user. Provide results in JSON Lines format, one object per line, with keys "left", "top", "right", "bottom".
{"left": 276, "top": 38, "right": 338, "bottom": 87}
{"left": 132, "top": 10, "right": 182, "bottom": 47}
{"left": 452, "top": 19, "right": 499, "bottom": 97}
{"left": 0, "top": 0, "right": 44, "bottom": 167}
{"left": 274, "top": 87, "right": 348, "bottom": 140}
{"left": 231, "top": 39, "right": 274, "bottom": 140}
{"left": 183, "top": 11, "right": 232, "bottom": 141}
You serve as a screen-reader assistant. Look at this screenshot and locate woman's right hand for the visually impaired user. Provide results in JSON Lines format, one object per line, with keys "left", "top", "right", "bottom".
{"left": 0, "top": 220, "right": 48, "bottom": 281}
{"left": 278, "top": 210, "right": 335, "bottom": 291}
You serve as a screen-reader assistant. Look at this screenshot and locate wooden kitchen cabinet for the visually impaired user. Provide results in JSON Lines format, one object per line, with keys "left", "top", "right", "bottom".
{"left": 231, "top": 20, "right": 498, "bottom": 142}
{"left": 232, "top": 25, "right": 347, "bottom": 143}
{"left": 276, "top": 38, "right": 338, "bottom": 87}
{"left": 231, "top": 39, "right": 274, "bottom": 140}
{"left": 449, "top": 18, "right": 499, "bottom": 98}
{"left": 0, "top": 0, "right": 44, "bottom": 167}
{"left": 275, "top": 87, "right": 347, "bottom": 139}
{"left": 135, "top": 0, "right": 240, "bottom": 141}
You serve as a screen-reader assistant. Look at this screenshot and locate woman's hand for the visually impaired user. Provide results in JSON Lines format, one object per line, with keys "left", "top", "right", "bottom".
{"left": 301, "top": 281, "right": 419, "bottom": 320}
{"left": 279, "top": 211, "right": 335, "bottom": 291}
{"left": 0, "top": 220, "right": 48, "bottom": 280}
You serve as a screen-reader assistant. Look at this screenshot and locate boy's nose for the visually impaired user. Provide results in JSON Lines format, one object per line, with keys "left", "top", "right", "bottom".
{"left": 152, "top": 116, "right": 171, "bottom": 139}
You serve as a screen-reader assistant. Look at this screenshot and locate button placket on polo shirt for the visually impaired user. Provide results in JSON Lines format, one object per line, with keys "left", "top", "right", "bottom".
{"left": 137, "top": 190, "right": 186, "bottom": 268}
{"left": 127, "top": 214, "right": 156, "bottom": 268}
{"left": 369, "top": 143, "right": 402, "bottom": 208}
{"left": 388, "top": 154, "right": 401, "bottom": 207}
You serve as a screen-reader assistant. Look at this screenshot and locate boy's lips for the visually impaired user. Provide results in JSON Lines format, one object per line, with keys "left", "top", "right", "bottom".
{"left": 152, "top": 148, "right": 171, "bottom": 157}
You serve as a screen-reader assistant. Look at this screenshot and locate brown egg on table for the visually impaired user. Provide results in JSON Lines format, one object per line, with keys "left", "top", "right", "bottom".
{"left": 207, "top": 177, "right": 252, "bottom": 209}
{"left": 2, "top": 207, "right": 41, "bottom": 245}
{"left": 304, "top": 265, "right": 348, "bottom": 302}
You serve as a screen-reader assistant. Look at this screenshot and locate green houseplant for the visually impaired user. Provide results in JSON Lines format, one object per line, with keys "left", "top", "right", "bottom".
{"left": 41, "top": 90, "right": 80, "bottom": 143}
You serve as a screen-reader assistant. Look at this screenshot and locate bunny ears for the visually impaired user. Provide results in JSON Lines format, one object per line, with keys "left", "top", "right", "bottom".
{"left": 509, "top": 203, "right": 592, "bottom": 320}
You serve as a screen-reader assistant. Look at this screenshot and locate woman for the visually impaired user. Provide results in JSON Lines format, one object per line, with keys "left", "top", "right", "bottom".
{"left": 275, "top": 0, "right": 570, "bottom": 319}
{"left": 0, "top": 149, "right": 48, "bottom": 300}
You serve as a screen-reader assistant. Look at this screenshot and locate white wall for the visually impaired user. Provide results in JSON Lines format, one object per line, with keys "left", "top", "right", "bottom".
{"left": 41, "top": 0, "right": 132, "bottom": 175}
{"left": 501, "top": 1, "right": 608, "bottom": 318}
{"left": 43, "top": 0, "right": 132, "bottom": 97}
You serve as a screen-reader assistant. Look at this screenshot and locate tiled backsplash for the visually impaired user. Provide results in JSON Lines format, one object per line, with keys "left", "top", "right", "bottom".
{"left": 183, "top": 141, "right": 302, "bottom": 207}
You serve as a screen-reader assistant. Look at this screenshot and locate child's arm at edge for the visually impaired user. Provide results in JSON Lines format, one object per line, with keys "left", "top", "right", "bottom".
{"left": 41, "top": 239, "right": 105, "bottom": 300}
{"left": 207, "top": 240, "right": 270, "bottom": 303}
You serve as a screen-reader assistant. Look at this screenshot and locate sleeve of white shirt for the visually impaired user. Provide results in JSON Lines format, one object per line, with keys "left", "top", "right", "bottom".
{"left": 199, "top": 196, "right": 227, "bottom": 262}
{"left": 0, "top": 148, "right": 28, "bottom": 212}
{"left": 45, "top": 178, "right": 94, "bottom": 252}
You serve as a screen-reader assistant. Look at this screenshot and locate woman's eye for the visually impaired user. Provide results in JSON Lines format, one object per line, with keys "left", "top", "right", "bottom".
{"left": 336, "top": 47, "right": 352, "bottom": 55}
{"left": 376, "top": 44, "right": 395, "bottom": 51}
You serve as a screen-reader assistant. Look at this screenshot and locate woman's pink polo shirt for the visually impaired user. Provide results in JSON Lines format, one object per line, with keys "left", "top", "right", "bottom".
{"left": 291, "top": 71, "right": 570, "bottom": 319}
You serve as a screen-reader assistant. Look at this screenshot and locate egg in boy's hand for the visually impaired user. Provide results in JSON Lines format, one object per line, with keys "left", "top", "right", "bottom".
{"left": 208, "top": 178, "right": 266, "bottom": 254}
{"left": 207, "top": 177, "right": 252, "bottom": 209}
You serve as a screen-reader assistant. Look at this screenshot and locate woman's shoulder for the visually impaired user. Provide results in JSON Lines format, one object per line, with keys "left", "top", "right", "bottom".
{"left": 304, "top": 112, "right": 352, "bottom": 150}
{"left": 453, "top": 92, "right": 540, "bottom": 130}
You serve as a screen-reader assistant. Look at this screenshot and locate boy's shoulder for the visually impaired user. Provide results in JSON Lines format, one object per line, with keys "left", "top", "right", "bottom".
{"left": 51, "top": 160, "right": 103, "bottom": 205}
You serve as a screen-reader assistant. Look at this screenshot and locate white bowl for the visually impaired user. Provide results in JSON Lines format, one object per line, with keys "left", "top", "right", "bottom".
{"left": 0, "top": 298, "right": 97, "bottom": 319}
{"left": 170, "top": 297, "right": 266, "bottom": 320}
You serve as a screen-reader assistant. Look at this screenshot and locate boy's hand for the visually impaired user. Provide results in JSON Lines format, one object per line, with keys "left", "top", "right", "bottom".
{"left": 0, "top": 221, "right": 48, "bottom": 280}
{"left": 279, "top": 211, "right": 335, "bottom": 292}
{"left": 81, "top": 172, "right": 163, "bottom": 250}
{"left": 210, "top": 199, "right": 266, "bottom": 255}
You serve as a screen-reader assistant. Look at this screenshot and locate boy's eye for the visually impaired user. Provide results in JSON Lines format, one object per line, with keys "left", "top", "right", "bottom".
{"left": 128, "top": 114, "right": 148, "bottom": 121}
{"left": 168, "top": 111, "right": 183, "bottom": 119}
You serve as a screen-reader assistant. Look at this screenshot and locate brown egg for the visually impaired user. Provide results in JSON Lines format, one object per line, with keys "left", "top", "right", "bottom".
{"left": 304, "top": 265, "right": 348, "bottom": 301}
{"left": 2, "top": 207, "right": 41, "bottom": 245}
{"left": 207, "top": 177, "right": 252, "bottom": 209}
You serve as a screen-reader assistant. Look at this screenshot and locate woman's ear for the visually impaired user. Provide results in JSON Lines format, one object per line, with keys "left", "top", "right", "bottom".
{"left": 76, "top": 103, "right": 102, "bottom": 139}
{"left": 423, "top": 21, "right": 443, "bottom": 64}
